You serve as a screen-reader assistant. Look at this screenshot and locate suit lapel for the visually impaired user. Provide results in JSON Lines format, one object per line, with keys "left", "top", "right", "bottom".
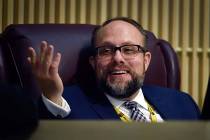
{"left": 91, "top": 102, "right": 120, "bottom": 120}
{"left": 142, "top": 85, "right": 176, "bottom": 120}
{"left": 88, "top": 92, "right": 120, "bottom": 120}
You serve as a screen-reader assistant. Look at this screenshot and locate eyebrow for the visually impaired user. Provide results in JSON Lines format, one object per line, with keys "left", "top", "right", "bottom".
{"left": 97, "top": 41, "right": 139, "bottom": 47}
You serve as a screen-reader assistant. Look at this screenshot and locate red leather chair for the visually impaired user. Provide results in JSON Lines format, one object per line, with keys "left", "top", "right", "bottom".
{"left": 0, "top": 24, "right": 180, "bottom": 98}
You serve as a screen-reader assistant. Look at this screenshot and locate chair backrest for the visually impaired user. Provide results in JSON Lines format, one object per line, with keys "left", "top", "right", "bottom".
{"left": 0, "top": 24, "right": 180, "bottom": 98}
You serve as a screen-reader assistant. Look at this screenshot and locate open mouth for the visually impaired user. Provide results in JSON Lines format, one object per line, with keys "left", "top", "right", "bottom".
{"left": 110, "top": 70, "right": 129, "bottom": 75}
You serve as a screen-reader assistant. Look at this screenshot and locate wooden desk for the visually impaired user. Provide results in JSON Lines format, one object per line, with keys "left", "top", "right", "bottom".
{"left": 31, "top": 121, "right": 210, "bottom": 140}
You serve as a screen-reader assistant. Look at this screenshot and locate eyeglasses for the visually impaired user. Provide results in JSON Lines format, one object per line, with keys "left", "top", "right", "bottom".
{"left": 94, "top": 44, "right": 148, "bottom": 60}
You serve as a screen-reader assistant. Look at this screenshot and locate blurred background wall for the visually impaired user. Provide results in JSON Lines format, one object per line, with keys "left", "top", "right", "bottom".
{"left": 0, "top": 0, "right": 209, "bottom": 108}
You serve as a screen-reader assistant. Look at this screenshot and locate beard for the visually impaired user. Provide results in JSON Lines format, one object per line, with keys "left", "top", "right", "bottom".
{"left": 97, "top": 71, "right": 145, "bottom": 99}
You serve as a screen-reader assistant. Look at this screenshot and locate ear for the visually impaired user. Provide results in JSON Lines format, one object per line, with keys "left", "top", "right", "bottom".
{"left": 89, "top": 56, "right": 96, "bottom": 70}
{"left": 143, "top": 51, "right": 151, "bottom": 72}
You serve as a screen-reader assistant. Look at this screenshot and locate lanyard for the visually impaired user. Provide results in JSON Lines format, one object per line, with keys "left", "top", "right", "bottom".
{"left": 115, "top": 101, "right": 158, "bottom": 123}
{"left": 146, "top": 102, "right": 157, "bottom": 123}
{"left": 114, "top": 108, "right": 131, "bottom": 122}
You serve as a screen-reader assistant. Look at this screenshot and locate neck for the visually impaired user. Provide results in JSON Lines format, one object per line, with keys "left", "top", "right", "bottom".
{"left": 123, "top": 90, "right": 139, "bottom": 101}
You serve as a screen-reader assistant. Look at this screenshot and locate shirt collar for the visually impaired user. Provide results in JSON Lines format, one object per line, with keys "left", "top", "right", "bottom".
{"left": 105, "top": 88, "right": 148, "bottom": 110}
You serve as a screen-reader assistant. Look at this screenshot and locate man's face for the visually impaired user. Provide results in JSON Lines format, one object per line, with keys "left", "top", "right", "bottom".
{"left": 90, "top": 20, "right": 151, "bottom": 99}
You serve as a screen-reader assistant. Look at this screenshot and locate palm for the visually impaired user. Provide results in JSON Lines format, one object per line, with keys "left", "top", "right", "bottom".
{"left": 28, "top": 41, "right": 63, "bottom": 104}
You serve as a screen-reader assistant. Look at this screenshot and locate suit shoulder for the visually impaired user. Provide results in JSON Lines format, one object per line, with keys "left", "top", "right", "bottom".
{"left": 142, "top": 85, "right": 201, "bottom": 119}
{"left": 142, "top": 85, "right": 198, "bottom": 107}
{"left": 62, "top": 85, "right": 87, "bottom": 99}
{"left": 143, "top": 85, "right": 187, "bottom": 95}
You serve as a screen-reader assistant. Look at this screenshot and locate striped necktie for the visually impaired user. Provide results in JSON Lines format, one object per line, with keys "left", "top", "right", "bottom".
{"left": 123, "top": 101, "right": 146, "bottom": 122}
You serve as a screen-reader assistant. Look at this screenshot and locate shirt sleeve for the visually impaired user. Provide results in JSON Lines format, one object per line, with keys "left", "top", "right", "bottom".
{"left": 41, "top": 94, "right": 71, "bottom": 118}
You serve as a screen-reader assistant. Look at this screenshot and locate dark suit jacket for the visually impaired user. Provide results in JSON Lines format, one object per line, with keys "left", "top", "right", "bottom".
{"left": 39, "top": 85, "right": 200, "bottom": 120}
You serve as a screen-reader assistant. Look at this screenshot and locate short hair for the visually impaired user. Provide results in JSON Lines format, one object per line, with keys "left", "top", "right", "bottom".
{"left": 91, "top": 17, "right": 147, "bottom": 48}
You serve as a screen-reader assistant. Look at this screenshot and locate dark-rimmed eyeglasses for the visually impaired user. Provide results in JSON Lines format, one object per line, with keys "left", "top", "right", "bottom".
{"left": 94, "top": 44, "right": 148, "bottom": 60}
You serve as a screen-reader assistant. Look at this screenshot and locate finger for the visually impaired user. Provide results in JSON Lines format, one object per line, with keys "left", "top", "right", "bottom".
{"left": 28, "top": 47, "right": 39, "bottom": 75}
{"left": 27, "top": 57, "right": 32, "bottom": 63}
{"left": 49, "top": 52, "right": 61, "bottom": 75}
{"left": 42, "top": 44, "right": 54, "bottom": 75}
{"left": 28, "top": 47, "right": 37, "bottom": 65}
{"left": 40, "top": 41, "right": 48, "bottom": 64}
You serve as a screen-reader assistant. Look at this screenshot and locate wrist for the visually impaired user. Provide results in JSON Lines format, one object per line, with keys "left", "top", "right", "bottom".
{"left": 44, "top": 94, "right": 63, "bottom": 106}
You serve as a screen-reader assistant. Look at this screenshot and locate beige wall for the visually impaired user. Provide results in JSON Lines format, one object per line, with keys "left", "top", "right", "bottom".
{"left": 0, "top": 0, "right": 209, "bottom": 108}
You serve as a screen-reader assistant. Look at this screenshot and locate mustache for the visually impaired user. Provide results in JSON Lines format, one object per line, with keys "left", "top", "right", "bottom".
{"left": 106, "top": 64, "right": 130, "bottom": 73}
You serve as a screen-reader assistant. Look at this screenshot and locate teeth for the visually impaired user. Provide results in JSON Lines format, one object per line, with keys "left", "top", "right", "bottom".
{"left": 111, "top": 71, "right": 127, "bottom": 74}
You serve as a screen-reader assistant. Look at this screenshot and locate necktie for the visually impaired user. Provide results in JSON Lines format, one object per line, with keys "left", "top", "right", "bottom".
{"left": 123, "top": 101, "right": 146, "bottom": 122}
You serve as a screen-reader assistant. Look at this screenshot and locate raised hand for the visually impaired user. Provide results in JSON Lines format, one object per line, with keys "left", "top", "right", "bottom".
{"left": 27, "top": 41, "right": 63, "bottom": 106}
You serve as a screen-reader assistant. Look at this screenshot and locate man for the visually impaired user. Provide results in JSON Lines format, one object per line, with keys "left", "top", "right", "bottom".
{"left": 27, "top": 17, "right": 200, "bottom": 122}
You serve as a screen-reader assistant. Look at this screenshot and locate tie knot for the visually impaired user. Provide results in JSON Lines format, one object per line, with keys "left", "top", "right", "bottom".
{"left": 123, "top": 101, "right": 147, "bottom": 122}
{"left": 123, "top": 101, "right": 139, "bottom": 111}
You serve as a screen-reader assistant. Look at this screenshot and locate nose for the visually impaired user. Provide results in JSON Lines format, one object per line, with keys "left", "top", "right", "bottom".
{"left": 112, "top": 50, "right": 126, "bottom": 64}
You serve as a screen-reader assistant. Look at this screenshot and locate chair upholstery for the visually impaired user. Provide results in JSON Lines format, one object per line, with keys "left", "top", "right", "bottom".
{"left": 0, "top": 24, "right": 180, "bottom": 98}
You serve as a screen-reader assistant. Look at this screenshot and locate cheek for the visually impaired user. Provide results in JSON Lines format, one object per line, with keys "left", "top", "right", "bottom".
{"left": 95, "top": 61, "right": 110, "bottom": 76}
{"left": 128, "top": 58, "right": 145, "bottom": 74}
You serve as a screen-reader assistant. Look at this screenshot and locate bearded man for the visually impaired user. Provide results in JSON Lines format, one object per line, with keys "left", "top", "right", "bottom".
{"left": 28, "top": 17, "right": 200, "bottom": 122}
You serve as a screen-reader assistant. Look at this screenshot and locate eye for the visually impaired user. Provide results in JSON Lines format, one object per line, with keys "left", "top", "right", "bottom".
{"left": 122, "top": 46, "right": 138, "bottom": 54}
{"left": 98, "top": 47, "right": 112, "bottom": 56}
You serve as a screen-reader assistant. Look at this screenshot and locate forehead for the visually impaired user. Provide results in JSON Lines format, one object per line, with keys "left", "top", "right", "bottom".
{"left": 95, "top": 20, "right": 145, "bottom": 46}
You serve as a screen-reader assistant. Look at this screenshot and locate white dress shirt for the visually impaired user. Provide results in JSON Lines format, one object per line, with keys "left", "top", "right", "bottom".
{"left": 106, "top": 89, "right": 163, "bottom": 122}
{"left": 42, "top": 94, "right": 71, "bottom": 118}
{"left": 42, "top": 88, "right": 163, "bottom": 122}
